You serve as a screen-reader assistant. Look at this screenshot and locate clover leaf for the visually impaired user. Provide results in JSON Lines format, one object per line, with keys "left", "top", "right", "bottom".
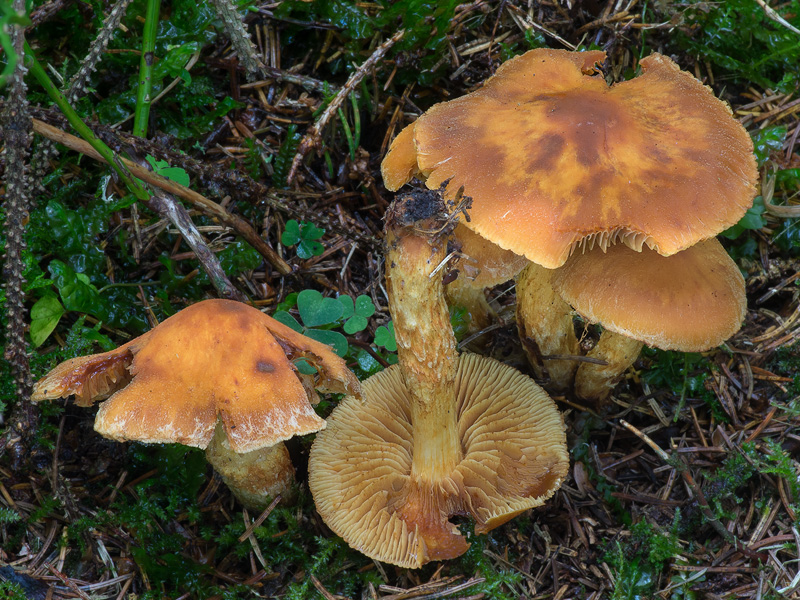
{"left": 339, "top": 294, "right": 376, "bottom": 334}
{"left": 374, "top": 321, "right": 397, "bottom": 352}
{"left": 297, "top": 289, "right": 344, "bottom": 327}
{"left": 274, "top": 290, "right": 348, "bottom": 360}
{"left": 281, "top": 220, "right": 325, "bottom": 259}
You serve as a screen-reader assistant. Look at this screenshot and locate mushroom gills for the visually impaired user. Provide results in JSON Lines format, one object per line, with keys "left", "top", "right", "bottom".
{"left": 309, "top": 354, "right": 568, "bottom": 569}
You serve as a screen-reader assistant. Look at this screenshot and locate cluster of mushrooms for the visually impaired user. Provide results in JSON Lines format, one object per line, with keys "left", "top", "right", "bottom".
{"left": 33, "top": 49, "right": 758, "bottom": 570}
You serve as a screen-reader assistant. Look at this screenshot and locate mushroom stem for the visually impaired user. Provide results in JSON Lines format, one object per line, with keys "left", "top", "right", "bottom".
{"left": 385, "top": 198, "right": 461, "bottom": 484}
{"left": 574, "top": 332, "right": 643, "bottom": 401}
{"left": 205, "top": 421, "right": 295, "bottom": 510}
{"left": 445, "top": 279, "right": 493, "bottom": 333}
{"left": 516, "top": 263, "right": 580, "bottom": 390}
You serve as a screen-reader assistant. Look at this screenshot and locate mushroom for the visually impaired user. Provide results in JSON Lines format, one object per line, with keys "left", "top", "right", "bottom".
{"left": 32, "top": 299, "right": 361, "bottom": 511}
{"left": 383, "top": 49, "right": 758, "bottom": 268}
{"left": 445, "top": 223, "right": 528, "bottom": 333}
{"left": 381, "top": 48, "right": 757, "bottom": 389}
{"left": 308, "top": 189, "right": 568, "bottom": 568}
{"left": 519, "top": 239, "right": 746, "bottom": 401}
{"left": 516, "top": 263, "right": 582, "bottom": 391}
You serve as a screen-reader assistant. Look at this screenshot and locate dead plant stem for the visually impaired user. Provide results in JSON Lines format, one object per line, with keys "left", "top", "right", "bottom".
{"left": 287, "top": 29, "right": 405, "bottom": 184}
{"left": 30, "top": 118, "right": 292, "bottom": 275}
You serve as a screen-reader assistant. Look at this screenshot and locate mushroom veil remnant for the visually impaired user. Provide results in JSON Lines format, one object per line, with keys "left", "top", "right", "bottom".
{"left": 309, "top": 188, "right": 568, "bottom": 568}
{"left": 32, "top": 299, "right": 361, "bottom": 511}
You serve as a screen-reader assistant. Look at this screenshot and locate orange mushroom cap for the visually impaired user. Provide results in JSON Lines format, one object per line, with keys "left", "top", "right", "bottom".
{"left": 382, "top": 49, "right": 758, "bottom": 269}
{"left": 551, "top": 239, "right": 746, "bottom": 352}
{"left": 33, "top": 299, "right": 360, "bottom": 453}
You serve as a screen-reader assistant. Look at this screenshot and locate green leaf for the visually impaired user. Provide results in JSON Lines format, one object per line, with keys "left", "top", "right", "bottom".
{"left": 374, "top": 322, "right": 397, "bottom": 352}
{"left": 300, "top": 222, "right": 325, "bottom": 241}
{"left": 217, "top": 240, "right": 261, "bottom": 275}
{"left": 297, "top": 289, "right": 343, "bottom": 327}
{"left": 776, "top": 167, "right": 800, "bottom": 190}
{"left": 354, "top": 295, "right": 375, "bottom": 318}
{"left": 294, "top": 359, "right": 317, "bottom": 375}
{"left": 338, "top": 295, "right": 355, "bottom": 319}
{"left": 276, "top": 292, "right": 299, "bottom": 312}
{"left": 146, "top": 155, "right": 191, "bottom": 187}
{"left": 30, "top": 295, "right": 65, "bottom": 348}
{"left": 152, "top": 42, "right": 199, "bottom": 83}
{"left": 720, "top": 196, "right": 767, "bottom": 239}
{"left": 281, "top": 220, "right": 302, "bottom": 246}
{"left": 355, "top": 348, "right": 382, "bottom": 376}
{"left": 449, "top": 305, "right": 470, "bottom": 341}
{"left": 751, "top": 126, "right": 787, "bottom": 166}
{"left": 304, "top": 329, "right": 348, "bottom": 357}
{"left": 48, "top": 260, "right": 107, "bottom": 319}
{"left": 297, "top": 239, "right": 324, "bottom": 260}
{"left": 272, "top": 310, "right": 303, "bottom": 333}
{"left": 343, "top": 315, "right": 368, "bottom": 334}
{"left": 282, "top": 220, "right": 325, "bottom": 259}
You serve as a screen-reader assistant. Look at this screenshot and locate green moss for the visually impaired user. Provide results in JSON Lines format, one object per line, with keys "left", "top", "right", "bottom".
{"left": 668, "top": 0, "right": 800, "bottom": 92}
{"left": 604, "top": 519, "right": 683, "bottom": 600}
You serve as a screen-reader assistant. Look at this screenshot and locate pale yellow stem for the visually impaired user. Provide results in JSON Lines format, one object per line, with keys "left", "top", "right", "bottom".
{"left": 516, "top": 263, "right": 580, "bottom": 390}
{"left": 575, "top": 332, "right": 643, "bottom": 401}
{"left": 385, "top": 221, "right": 461, "bottom": 484}
{"left": 205, "top": 422, "right": 295, "bottom": 510}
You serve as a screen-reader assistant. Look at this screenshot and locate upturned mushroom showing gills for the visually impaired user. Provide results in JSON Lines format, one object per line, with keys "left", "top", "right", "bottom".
{"left": 382, "top": 48, "right": 758, "bottom": 268}
{"left": 519, "top": 239, "right": 746, "bottom": 401}
{"left": 32, "top": 299, "right": 361, "bottom": 511}
{"left": 309, "top": 189, "right": 568, "bottom": 568}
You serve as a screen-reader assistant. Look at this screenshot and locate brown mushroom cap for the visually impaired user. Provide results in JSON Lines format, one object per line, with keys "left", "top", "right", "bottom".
{"left": 383, "top": 49, "right": 758, "bottom": 269}
{"left": 33, "top": 299, "right": 360, "bottom": 452}
{"left": 309, "top": 353, "right": 568, "bottom": 569}
{"left": 551, "top": 239, "right": 746, "bottom": 352}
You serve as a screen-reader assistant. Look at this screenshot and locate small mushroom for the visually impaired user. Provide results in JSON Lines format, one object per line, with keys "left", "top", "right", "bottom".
{"left": 33, "top": 299, "right": 360, "bottom": 510}
{"left": 308, "top": 189, "right": 568, "bottom": 568}
{"left": 519, "top": 240, "right": 746, "bottom": 400}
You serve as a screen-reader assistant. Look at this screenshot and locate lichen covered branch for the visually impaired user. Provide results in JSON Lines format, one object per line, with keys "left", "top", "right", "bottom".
{"left": 2, "top": 0, "right": 36, "bottom": 439}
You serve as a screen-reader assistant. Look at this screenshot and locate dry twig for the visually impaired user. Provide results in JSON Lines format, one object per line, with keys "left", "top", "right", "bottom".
{"left": 30, "top": 118, "right": 293, "bottom": 275}
{"left": 287, "top": 29, "right": 405, "bottom": 184}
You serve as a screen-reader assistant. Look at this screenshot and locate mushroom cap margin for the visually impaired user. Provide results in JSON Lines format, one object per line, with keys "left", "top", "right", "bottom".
{"left": 33, "top": 299, "right": 361, "bottom": 453}
{"left": 552, "top": 240, "right": 747, "bottom": 351}
{"left": 387, "top": 48, "right": 758, "bottom": 268}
